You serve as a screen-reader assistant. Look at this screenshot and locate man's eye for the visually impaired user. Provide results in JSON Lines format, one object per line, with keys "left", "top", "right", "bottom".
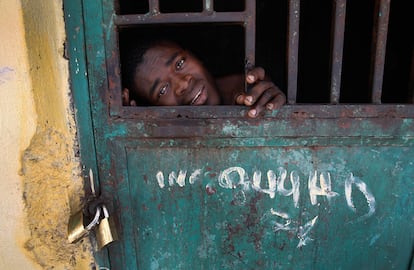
{"left": 175, "top": 58, "right": 185, "bottom": 70}
{"left": 159, "top": 84, "right": 168, "bottom": 97}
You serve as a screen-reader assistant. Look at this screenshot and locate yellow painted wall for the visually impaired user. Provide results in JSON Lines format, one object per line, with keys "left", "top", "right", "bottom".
{"left": 0, "top": 0, "right": 94, "bottom": 269}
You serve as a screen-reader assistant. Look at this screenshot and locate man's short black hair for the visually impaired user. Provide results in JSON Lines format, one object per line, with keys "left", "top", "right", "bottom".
{"left": 122, "top": 39, "right": 159, "bottom": 98}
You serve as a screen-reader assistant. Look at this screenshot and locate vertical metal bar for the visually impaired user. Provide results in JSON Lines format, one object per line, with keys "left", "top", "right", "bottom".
{"left": 245, "top": 0, "right": 256, "bottom": 66}
{"left": 330, "top": 0, "right": 347, "bottom": 104}
{"left": 370, "top": 0, "right": 391, "bottom": 104}
{"left": 409, "top": 48, "right": 414, "bottom": 103}
{"left": 245, "top": 0, "right": 256, "bottom": 88}
{"left": 149, "top": 0, "right": 159, "bottom": 13}
{"left": 287, "top": 0, "right": 300, "bottom": 104}
{"left": 204, "top": 0, "right": 213, "bottom": 12}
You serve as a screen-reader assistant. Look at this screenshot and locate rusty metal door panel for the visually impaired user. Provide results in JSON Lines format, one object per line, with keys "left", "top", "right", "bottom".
{"left": 108, "top": 139, "right": 413, "bottom": 269}
{"left": 96, "top": 106, "right": 414, "bottom": 270}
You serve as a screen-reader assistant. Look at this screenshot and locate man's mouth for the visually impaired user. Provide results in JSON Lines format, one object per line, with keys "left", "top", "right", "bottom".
{"left": 190, "top": 86, "right": 205, "bottom": 105}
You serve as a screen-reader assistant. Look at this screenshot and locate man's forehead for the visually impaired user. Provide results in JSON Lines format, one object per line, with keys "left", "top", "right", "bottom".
{"left": 147, "top": 43, "right": 182, "bottom": 59}
{"left": 139, "top": 48, "right": 178, "bottom": 75}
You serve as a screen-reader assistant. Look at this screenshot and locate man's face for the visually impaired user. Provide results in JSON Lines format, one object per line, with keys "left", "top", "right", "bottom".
{"left": 133, "top": 42, "right": 221, "bottom": 106}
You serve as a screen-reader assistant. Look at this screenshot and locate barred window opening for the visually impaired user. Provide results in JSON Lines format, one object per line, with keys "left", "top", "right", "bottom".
{"left": 114, "top": 0, "right": 414, "bottom": 107}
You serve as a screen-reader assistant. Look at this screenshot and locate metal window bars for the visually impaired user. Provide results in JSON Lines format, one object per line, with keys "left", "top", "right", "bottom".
{"left": 286, "top": 0, "right": 412, "bottom": 105}
{"left": 113, "top": 0, "right": 413, "bottom": 106}
{"left": 115, "top": 0, "right": 256, "bottom": 74}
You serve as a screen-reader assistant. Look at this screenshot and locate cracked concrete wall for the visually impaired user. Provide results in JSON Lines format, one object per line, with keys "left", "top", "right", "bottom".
{"left": 0, "top": 0, "right": 94, "bottom": 269}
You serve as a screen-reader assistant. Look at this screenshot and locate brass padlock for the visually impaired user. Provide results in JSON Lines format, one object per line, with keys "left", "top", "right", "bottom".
{"left": 96, "top": 205, "right": 118, "bottom": 249}
{"left": 68, "top": 206, "right": 101, "bottom": 243}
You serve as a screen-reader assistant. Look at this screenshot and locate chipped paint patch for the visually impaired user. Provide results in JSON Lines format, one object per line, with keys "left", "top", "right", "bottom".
{"left": 0, "top": 66, "right": 14, "bottom": 84}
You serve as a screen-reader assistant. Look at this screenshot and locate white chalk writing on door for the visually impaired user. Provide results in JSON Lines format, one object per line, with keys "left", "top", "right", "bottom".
{"left": 155, "top": 166, "right": 376, "bottom": 248}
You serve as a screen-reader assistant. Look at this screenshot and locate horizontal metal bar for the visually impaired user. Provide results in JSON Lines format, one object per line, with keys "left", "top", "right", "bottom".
{"left": 115, "top": 12, "right": 250, "bottom": 26}
{"left": 117, "top": 104, "right": 414, "bottom": 120}
{"left": 114, "top": 105, "right": 414, "bottom": 142}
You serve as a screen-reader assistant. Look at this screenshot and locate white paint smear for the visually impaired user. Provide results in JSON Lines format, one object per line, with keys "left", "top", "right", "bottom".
{"left": 156, "top": 171, "right": 165, "bottom": 188}
{"left": 270, "top": 208, "right": 290, "bottom": 219}
{"left": 275, "top": 169, "right": 300, "bottom": 208}
{"left": 345, "top": 173, "right": 376, "bottom": 221}
{"left": 252, "top": 170, "right": 276, "bottom": 198}
{"left": 168, "top": 170, "right": 187, "bottom": 187}
{"left": 308, "top": 171, "right": 339, "bottom": 205}
{"left": 218, "top": 166, "right": 246, "bottom": 189}
{"left": 189, "top": 169, "right": 202, "bottom": 184}
{"left": 297, "top": 216, "right": 318, "bottom": 248}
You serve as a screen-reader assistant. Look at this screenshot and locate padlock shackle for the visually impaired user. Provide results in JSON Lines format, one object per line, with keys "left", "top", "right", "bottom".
{"left": 86, "top": 206, "right": 101, "bottom": 231}
{"left": 101, "top": 205, "right": 110, "bottom": 218}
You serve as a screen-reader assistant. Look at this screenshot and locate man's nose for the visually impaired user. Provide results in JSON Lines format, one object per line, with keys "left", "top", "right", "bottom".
{"left": 173, "top": 74, "right": 192, "bottom": 96}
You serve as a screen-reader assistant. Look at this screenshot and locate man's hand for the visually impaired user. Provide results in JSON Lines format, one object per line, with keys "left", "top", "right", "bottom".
{"left": 122, "top": 88, "right": 137, "bottom": 106}
{"left": 235, "top": 67, "right": 286, "bottom": 118}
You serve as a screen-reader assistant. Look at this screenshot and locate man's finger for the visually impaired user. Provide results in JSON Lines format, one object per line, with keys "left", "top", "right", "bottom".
{"left": 267, "top": 92, "right": 286, "bottom": 111}
{"left": 122, "top": 88, "right": 130, "bottom": 106}
{"left": 235, "top": 93, "right": 246, "bottom": 105}
{"left": 246, "top": 67, "right": 265, "bottom": 83}
{"left": 246, "top": 81, "right": 274, "bottom": 105}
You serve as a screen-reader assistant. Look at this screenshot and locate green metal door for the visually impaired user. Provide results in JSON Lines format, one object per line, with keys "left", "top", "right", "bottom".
{"left": 65, "top": 0, "right": 414, "bottom": 269}
{"left": 101, "top": 107, "right": 414, "bottom": 270}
